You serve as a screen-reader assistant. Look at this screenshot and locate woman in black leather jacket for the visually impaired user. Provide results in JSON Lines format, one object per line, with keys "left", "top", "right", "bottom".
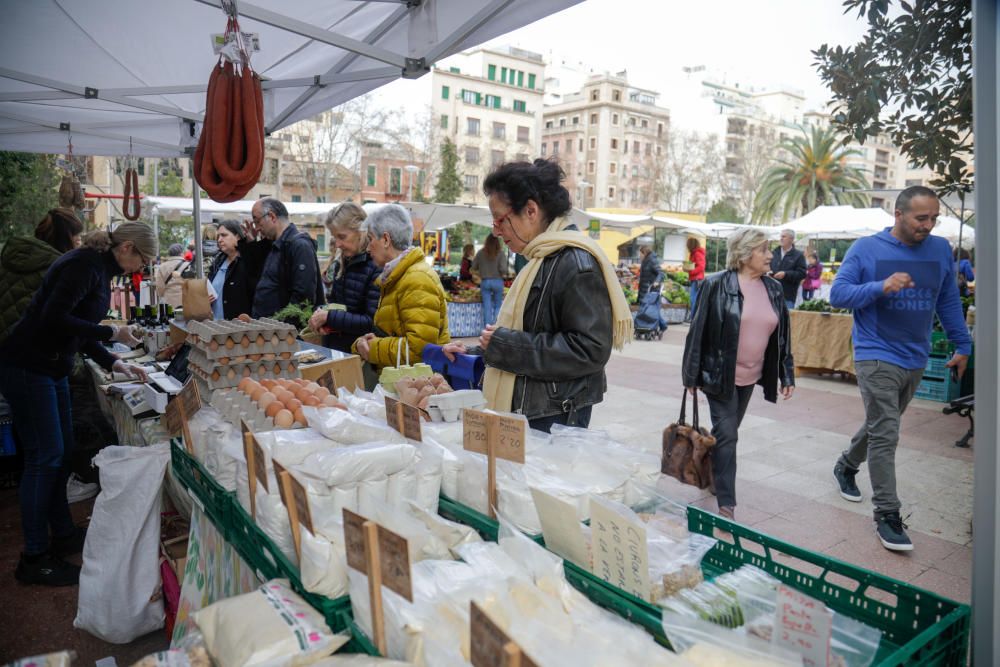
{"left": 208, "top": 220, "right": 259, "bottom": 320}
{"left": 443, "top": 160, "right": 633, "bottom": 432}
{"left": 682, "top": 227, "right": 795, "bottom": 521}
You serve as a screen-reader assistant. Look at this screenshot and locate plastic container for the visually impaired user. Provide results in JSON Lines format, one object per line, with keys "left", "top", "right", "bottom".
{"left": 169, "top": 439, "right": 232, "bottom": 529}
{"left": 914, "top": 374, "right": 961, "bottom": 403}
{"left": 421, "top": 343, "right": 485, "bottom": 390}
{"left": 923, "top": 354, "right": 952, "bottom": 379}
{"left": 425, "top": 389, "right": 486, "bottom": 422}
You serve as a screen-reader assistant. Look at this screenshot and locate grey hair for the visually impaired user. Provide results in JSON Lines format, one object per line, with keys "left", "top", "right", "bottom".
{"left": 258, "top": 197, "right": 289, "bottom": 221}
{"left": 366, "top": 204, "right": 412, "bottom": 251}
{"left": 726, "top": 227, "right": 770, "bottom": 270}
{"left": 780, "top": 228, "right": 795, "bottom": 241}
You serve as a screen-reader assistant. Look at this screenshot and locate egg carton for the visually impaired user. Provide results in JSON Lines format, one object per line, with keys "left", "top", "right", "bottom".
{"left": 187, "top": 318, "right": 299, "bottom": 360}
{"left": 209, "top": 388, "right": 303, "bottom": 431}
{"left": 426, "top": 389, "right": 486, "bottom": 422}
{"left": 188, "top": 344, "right": 295, "bottom": 371}
{"left": 189, "top": 359, "right": 298, "bottom": 391}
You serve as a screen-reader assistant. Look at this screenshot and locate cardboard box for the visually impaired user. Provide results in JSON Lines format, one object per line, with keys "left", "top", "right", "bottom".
{"left": 299, "top": 354, "right": 364, "bottom": 392}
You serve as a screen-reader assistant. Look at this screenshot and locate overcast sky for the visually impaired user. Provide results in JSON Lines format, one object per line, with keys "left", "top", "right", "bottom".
{"left": 373, "top": 0, "right": 869, "bottom": 122}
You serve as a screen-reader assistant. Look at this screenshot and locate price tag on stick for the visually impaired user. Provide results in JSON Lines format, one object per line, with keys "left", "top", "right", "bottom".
{"left": 384, "top": 395, "right": 402, "bottom": 433}
{"left": 316, "top": 369, "right": 337, "bottom": 393}
{"left": 276, "top": 466, "right": 314, "bottom": 562}
{"left": 463, "top": 409, "right": 528, "bottom": 518}
{"left": 531, "top": 487, "right": 589, "bottom": 568}
{"left": 589, "top": 496, "right": 651, "bottom": 601}
{"left": 399, "top": 401, "right": 423, "bottom": 441}
{"left": 343, "top": 508, "right": 413, "bottom": 657}
{"left": 470, "top": 601, "right": 539, "bottom": 667}
{"left": 241, "top": 420, "right": 258, "bottom": 519}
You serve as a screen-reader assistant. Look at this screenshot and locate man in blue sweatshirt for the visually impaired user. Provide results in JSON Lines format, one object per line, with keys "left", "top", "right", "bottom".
{"left": 830, "top": 186, "right": 971, "bottom": 552}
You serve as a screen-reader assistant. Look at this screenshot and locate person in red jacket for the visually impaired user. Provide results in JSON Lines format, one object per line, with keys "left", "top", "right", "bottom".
{"left": 686, "top": 236, "right": 706, "bottom": 322}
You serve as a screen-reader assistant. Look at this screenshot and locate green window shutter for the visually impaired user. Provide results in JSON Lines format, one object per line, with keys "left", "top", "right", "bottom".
{"left": 449, "top": 66, "right": 460, "bottom": 74}
{"left": 442, "top": 85, "right": 449, "bottom": 100}
{"left": 488, "top": 64, "right": 496, "bottom": 81}
{"left": 440, "top": 114, "right": 448, "bottom": 129}
{"left": 366, "top": 165, "right": 376, "bottom": 187}
{"left": 501, "top": 67, "right": 508, "bottom": 83}
{"left": 528, "top": 73, "right": 536, "bottom": 89}
{"left": 475, "top": 92, "right": 482, "bottom": 105}
{"left": 517, "top": 71, "right": 524, "bottom": 87}
{"left": 493, "top": 96, "right": 501, "bottom": 109}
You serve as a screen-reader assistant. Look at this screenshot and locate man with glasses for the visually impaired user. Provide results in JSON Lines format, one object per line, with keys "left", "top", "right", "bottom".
{"left": 241, "top": 197, "right": 324, "bottom": 318}
{"left": 829, "top": 185, "right": 971, "bottom": 552}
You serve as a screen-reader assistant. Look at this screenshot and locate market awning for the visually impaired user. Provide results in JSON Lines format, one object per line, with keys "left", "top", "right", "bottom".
{"left": 782, "top": 206, "right": 891, "bottom": 239}
{"left": 0, "top": 0, "right": 582, "bottom": 157}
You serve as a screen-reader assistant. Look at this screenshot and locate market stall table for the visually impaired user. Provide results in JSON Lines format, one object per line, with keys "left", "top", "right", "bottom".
{"left": 789, "top": 310, "right": 855, "bottom": 376}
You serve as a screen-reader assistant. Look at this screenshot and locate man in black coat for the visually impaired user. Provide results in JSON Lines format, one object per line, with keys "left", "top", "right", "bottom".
{"left": 769, "top": 229, "right": 806, "bottom": 310}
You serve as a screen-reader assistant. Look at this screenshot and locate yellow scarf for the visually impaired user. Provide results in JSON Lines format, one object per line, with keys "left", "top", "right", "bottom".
{"left": 483, "top": 218, "right": 633, "bottom": 412}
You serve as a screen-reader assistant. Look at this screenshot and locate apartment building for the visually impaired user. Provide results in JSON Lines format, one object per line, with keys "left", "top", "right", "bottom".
{"left": 429, "top": 46, "right": 544, "bottom": 204}
{"left": 359, "top": 140, "right": 431, "bottom": 204}
{"left": 542, "top": 72, "right": 670, "bottom": 210}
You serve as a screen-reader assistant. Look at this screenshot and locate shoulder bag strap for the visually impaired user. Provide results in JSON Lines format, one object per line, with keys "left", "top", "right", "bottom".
{"left": 690, "top": 388, "right": 701, "bottom": 431}
{"left": 678, "top": 387, "right": 688, "bottom": 426}
{"left": 163, "top": 259, "right": 187, "bottom": 286}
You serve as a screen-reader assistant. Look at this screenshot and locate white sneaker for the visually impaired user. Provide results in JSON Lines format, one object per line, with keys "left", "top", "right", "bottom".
{"left": 66, "top": 473, "right": 99, "bottom": 504}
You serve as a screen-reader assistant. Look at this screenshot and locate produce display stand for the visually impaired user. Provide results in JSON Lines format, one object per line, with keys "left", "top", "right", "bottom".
{"left": 789, "top": 309, "right": 856, "bottom": 376}
{"left": 437, "top": 489, "right": 970, "bottom": 666}
{"left": 169, "top": 438, "right": 353, "bottom": 634}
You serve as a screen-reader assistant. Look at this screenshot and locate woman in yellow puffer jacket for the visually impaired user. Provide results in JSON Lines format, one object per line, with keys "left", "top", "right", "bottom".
{"left": 352, "top": 204, "right": 449, "bottom": 372}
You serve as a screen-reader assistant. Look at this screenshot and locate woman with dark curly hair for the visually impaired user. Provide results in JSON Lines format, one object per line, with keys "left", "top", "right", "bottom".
{"left": 443, "top": 159, "right": 632, "bottom": 432}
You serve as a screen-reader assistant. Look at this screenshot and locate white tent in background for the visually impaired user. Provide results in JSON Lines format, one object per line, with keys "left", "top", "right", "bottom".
{"left": 783, "top": 206, "right": 892, "bottom": 239}
{"left": 934, "top": 216, "right": 976, "bottom": 247}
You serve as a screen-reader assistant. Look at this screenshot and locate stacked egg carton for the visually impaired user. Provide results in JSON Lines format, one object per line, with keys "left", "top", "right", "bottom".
{"left": 186, "top": 317, "right": 301, "bottom": 391}
{"left": 210, "top": 387, "right": 282, "bottom": 432}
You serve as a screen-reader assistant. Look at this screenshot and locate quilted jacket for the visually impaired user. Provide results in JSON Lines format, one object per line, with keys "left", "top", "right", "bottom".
{"left": 0, "top": 236, "right": 62, "bottom": 344}
{"left": 358, "top": 247, "right": 450, "bottom": 370}
{"left": 322, "top": 251, "right": 380, "bottom": 353}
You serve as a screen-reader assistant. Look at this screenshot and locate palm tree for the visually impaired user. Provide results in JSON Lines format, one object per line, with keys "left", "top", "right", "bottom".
{"left": 753, "top": 125, "right": 870, "bottom": 223}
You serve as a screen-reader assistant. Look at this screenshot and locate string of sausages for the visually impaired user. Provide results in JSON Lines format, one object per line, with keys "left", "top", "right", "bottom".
{"left": 193, "top": 17, "right": 264, "bottom": 203}
{"left": 122, "top": 163, "right": 141, "bottom": 220}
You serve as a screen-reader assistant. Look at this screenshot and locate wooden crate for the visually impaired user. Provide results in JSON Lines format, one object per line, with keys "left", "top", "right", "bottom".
{"left": 299, "top": 354, "right": 364, "bottom": 392}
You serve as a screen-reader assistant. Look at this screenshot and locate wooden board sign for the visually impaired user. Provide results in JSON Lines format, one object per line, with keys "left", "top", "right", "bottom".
{"left": 492, "top": 414, "right": 526, "bottom": 464}
{"left": 399, "top": 400, "right": 422, "bottom": 441}
{"left": 272, "top": 459, "right": 290, "bottom": 507}
{"left": 316, "top": 369, "right": 337, "bottom": 393}
{"left": 342, "top": 509, "right": 413, "bottom": 601}
{"left": 462, "top": 408, "right": 491, "bottom": 455}
{"left": 470, "top": 601, "right": 538, "bottom": 667}
{"left": 164, "top": 377, "right": 202, "bottom": 437}
{"left": 275, "top": 465, "right": 314, "bottom": 562}
{"left": 589, "top": 496, "right": 651, "bottom": 601}
{"left": 531, "top": 487, "right": 589, "bottom": 568}
{"left": 343, "top": 508, "right": 368, "bottom": 574}
{"left": 241, "top": 420, "right": 258, "bottom": 518}
{"left": 384, "top": 395, "right": 402, "bottom": 433}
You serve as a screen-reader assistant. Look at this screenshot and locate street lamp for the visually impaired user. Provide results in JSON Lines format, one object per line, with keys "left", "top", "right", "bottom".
{"left": 404, "top": 164, "right": 420, "bottom": 202}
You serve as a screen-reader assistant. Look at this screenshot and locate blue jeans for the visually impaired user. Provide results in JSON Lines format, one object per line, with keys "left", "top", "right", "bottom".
{"left": 689, "top": 280, "right": 703, "bottom": 320}
{"left": 529, "top": 405, "right": 593, "bottom": 434}
{"left": 785, "top": 299, "right": 796, "bottom": 312}
{"left": 0, "top": 364, "right": 77, "bottom": 555}
{"left": 480, "top": 278, "right": 504, "bottom": 326}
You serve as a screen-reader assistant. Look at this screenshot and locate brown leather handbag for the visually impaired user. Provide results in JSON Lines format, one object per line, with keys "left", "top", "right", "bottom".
{"left": 661, "top": 388, "right": 717, "bottom": 489}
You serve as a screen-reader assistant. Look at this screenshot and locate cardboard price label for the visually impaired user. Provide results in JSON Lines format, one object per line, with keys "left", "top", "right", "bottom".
{"left": 272, "top": 459, "right": 290, "bottom": 507}
{"left": 470, "top": 601, "right": 539, "bottom": 667}
{"left": 384, "top": 395, "right": 402, "bottom": 433}
{"left": 342, "top": 509, "right": 413, "bottom": 602}
{"left": 589, "top": 496, "right": 651, "bottom": 601}
{"left": 164, "top": 378, "right": 202, "bottom": 436}
{"left": 493, "top": 414, "right": 525, "bottom": 464}
{"left": 399, "top": 401, "right": 422, "bottom": 441}
{"left": 275, "top": 465, "right": 314, "bottom": 562}
{"left": 773, "top": 584, "right": 832, "bottom": 667}
{"left": 462, "top": 408, "right": 491, "bottom": 455}
{"left": 531, "top": 487, "right": 589, "bottom": 568}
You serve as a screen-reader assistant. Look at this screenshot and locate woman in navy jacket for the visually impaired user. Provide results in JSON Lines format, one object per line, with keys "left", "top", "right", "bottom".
{"left": 309, "top": 202, "right": 380, "bottom": 353}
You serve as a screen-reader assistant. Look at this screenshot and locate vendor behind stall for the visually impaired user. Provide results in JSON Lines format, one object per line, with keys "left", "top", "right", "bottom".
{"left": 0, "top": 222, "right": 154, "bottom": 586}
{"left": 308, "top": 202, "right": 380, "bottom": 353}
{"left": 443, "top": 159, "right": 632, "bottom": 432}
{"left": 352, "top": 204, "right": 449, "bottom": 377}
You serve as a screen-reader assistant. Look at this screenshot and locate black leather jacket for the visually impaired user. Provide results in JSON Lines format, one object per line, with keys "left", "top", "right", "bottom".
{"left": 682, "top": 270, "right": 794, "bottom": 403}
{"left": 484, "top": 245, "right": 613, "bottom": 421}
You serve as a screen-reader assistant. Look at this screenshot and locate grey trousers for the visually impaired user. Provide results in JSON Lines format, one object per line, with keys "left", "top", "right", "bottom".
{"left": 841, "top": 359, "right": 924, "bottom": 518}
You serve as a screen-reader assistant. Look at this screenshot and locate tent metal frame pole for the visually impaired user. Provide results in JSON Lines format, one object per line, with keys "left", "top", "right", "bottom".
{"left": 193, "top": 0, "right": 408, "bottom": 68}
{"left": 269, "top": 4, "right": 409, "bottom": 129}
{"left": 425, "top": 0, "right": 515, "bottom": 62}
{"left": 192, "top": 171, "right": 204, "bottom": 280}
{"left": 971, "top": 0, "right": 998, "bottom": 664}
{"left": 0, "top": 109, "right": 183, "bottom": 153}
{"left": 0, "top": 67, "right": 203, "bottom": 124}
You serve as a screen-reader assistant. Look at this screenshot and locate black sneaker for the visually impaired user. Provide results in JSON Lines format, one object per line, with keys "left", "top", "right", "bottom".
{"left": 51, "top": 526, "right": 87, "bottom": 557}
{"left": 15, "top": 552, "right": 81, "bottom": 586}
{"left": 833, "top": 461, "right": 862, "bottom": 502}
{"left": 875, "top": 512, "right": 913, "bottom": 552}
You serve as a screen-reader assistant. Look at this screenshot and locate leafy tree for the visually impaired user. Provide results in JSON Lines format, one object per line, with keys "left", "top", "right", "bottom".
{"left": 813, "top": 0, "right": 972, "bottom": 193}
{"left": 433, "top": 138, "right": 462, "bottom": 204}
{"left": 0, "top": 151, "right": 59, "bottom": 245}
{"left": 706, "top": 199, "right": 740, "bottom": 223}
{"left": 753, "top": 125, "right": 870, "bottom": 223}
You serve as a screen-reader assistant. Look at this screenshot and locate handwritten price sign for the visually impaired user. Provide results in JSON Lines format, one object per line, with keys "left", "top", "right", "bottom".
{"left": 772, "top": 584, "right": 832, "bottom": 667}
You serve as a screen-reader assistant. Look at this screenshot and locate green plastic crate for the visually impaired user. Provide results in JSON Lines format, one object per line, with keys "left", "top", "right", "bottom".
{"left": 169, "top": 439, "right": 232, "bottom": 529}
{"left": 554, "top": 507, "right": 968, "bottom": 665}
{"left": 437, "top": 493, "right": 544, "bottom": 544}
{"left": 337, "top": 610, "right": 381, "bottom": 656}
{"left": 226, "top": 496, "right": 352, "bottom": 633}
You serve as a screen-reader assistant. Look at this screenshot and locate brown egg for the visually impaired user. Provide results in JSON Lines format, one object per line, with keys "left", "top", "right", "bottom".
{"left": 305, "top": 382, "right": 320, "bottom": 393}
{"left": 258, "top": 392, "right": 277, "bottom": 410}
{"left": 209, "top": 339, "right": 220, "bottom": 352}
{"left": 260, "top": 378, "right": 276, "bottom": 390}
{"left": 211, "top": 370, "right": 221, "bottom": 381}
{"left": 242, "top": 366, "right": 252, "bottom": 378}
{"left": 302, "top": 395, "right": 320, "bottom": 407}
{"left": 256, "top": 334, "right": 266, "bottom": 347}
{"left": 250, "top": 386, "right": 266, "bottom": 402}
{"left": 226, "top": 368, "right": 237, "bottom": 381}
{"left": 273, "top": 363, "right": 282, "bottom": 375}
{"left": 225, "top": 337, "right": 235, "bottom": 350}
{"left": 265, "top": 401, "right": 284, "bottom": 418}
{"left": 256, "top": 365, "right": 267, "bottom": 378}
{"left": 312, "top": 386, "right": 330, "bottom": 399}
{"left": 274, "top": 409, "right": 294, "bottom": 429}
{"left": 249, "top": 353, "right": 262, "bottom": 362}
{"left": 285, "top": 334, "right": 296, "bottom": 346}
{"left": 238, "top": 378, "right": 253, "bottom": 393}
{"left": 284, "top": 397, "right": 302, "bottom": 412}
{"left": 322, "top": 395, "right": 341, "bottom": 408}
{"left": 271, "top": 334, "right": 280, "bottom": 346}
{"left": 293, "top": 407, "right": 307, "bottom": 426}
{"left": 294, "top": 378, "right": 309, "bottom": 386}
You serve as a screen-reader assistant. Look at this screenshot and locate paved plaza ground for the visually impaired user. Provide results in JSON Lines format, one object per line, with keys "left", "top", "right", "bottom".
{"left": 0, "top": 324, "right": 975, "bottom": 662}
{"left": 592, "top": 322, "right": 974, "bottom": 605}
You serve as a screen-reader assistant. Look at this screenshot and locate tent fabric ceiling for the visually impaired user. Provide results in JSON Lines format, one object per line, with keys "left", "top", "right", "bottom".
{"left": 0, "top": 0, "right": 582, "bottom": 157}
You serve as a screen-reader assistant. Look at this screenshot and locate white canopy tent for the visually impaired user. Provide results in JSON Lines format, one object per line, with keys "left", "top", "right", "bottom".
{"left": 0, "top": 0, "right": 582, "bottom": 273}
{"left": 782, "top": 206, "right": 891, "bottom": 239}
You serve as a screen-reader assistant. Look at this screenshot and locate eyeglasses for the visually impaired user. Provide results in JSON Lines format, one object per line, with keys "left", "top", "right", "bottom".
{"left": 134, "top": 244, "right": 149, "bottom": 265}
{"left": 251, "top": 211, "right": 270, "bottom": 224}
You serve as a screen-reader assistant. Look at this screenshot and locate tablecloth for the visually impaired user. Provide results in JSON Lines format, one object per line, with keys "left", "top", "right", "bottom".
{"left": 789, "top": 310, "right": 855, "bottom": 375}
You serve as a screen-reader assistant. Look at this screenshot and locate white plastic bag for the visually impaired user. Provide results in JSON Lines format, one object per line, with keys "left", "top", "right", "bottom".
{"left": 75, "top": 444, "right": 171, "bottom": 643}
{"left": 303, "top": 406, "right": 406, "bottom": 445}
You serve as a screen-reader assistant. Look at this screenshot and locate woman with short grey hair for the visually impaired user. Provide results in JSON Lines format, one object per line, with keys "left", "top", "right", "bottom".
{"left": 680, "top": 226, "right": 795, "bottom": 521}
{"left": 352, "top": 204, "right": 449, "bottom": 376}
